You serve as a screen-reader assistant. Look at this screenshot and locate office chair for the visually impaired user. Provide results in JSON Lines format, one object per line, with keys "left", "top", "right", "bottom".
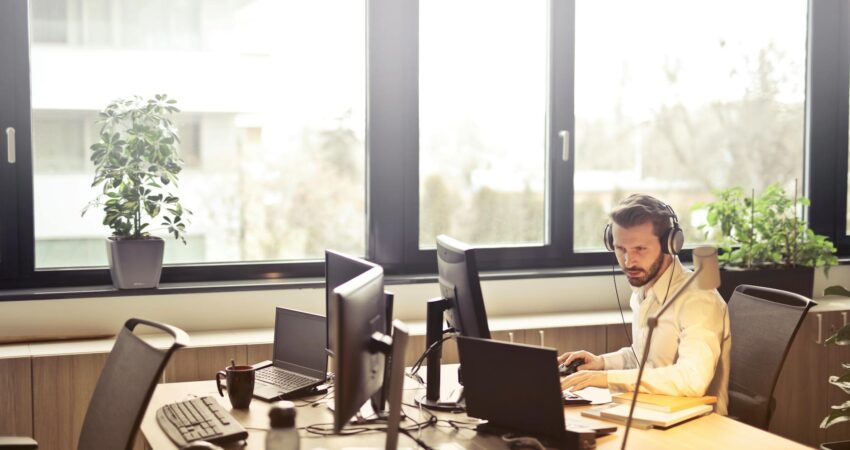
{"left": 0, "top": 318, "right": 189, "bottom": 450}
{"left": 727, "top": 284, "right": 815, "bottom": 430}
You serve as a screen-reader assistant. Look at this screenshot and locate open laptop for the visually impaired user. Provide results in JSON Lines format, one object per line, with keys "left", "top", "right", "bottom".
{"left": 457, "top": 336, "right": 607, "bottom": 450}
{"left": 252, "top": 307, "right": 328, "bottom": 401}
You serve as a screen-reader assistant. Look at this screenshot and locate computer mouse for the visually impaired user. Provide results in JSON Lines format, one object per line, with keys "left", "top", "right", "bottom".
{"left": 181, "top": 441, "right": 224, "bottom": 450}
{"left": 559, "top": 358, "right": 585, "bottom": 377}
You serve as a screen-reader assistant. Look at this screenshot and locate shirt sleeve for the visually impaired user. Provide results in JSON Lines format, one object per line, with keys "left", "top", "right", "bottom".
{"left": 606, "top": 291, "right": 727, "bottom": 397}
{"left": 601, "top": 346, "right": 639, "bottom": 370}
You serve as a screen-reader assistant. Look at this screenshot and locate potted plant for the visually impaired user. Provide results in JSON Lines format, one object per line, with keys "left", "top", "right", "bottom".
{"left": 82, "top": 94, "right": 191, "bottom": 289}
{"left": 694, "top": 183, "right": 837, "bottom": 301}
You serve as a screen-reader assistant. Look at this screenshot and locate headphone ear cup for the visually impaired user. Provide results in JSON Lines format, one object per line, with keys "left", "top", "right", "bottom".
{"left": 603, "top": 223, "right": 614, "bottom": 252}
{"left": 669, "top": 226, "right": 684, "bottom": 255}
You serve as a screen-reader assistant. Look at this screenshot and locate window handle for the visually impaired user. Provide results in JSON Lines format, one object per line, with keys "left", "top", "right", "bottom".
{"left": 5, "top": 127, "right": 14, "bottom": 164}
{"left": 559, "top": 130, "right": 569, "bottom": 161}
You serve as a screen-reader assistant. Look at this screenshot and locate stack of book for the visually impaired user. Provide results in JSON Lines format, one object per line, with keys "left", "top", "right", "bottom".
{"left": 581, "top": 392, "right": 717, "bottom": 429}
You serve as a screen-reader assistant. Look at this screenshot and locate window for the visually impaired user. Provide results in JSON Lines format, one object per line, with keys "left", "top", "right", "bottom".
{"left": 1, "top": 0, "right": 849, "bottom": 291}
{"left": 27, "top": 0, "right": 366, "bottom": 272}
{"left": 574, "top": 0, "right": 807, "bottom": 250}
{"left": 419, "top": 0, "right": 548, "bottom": 248}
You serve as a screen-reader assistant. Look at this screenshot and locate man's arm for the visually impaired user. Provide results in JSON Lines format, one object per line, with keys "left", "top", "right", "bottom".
{"left": 601, "top": 345, "right": 639, "bottom": 371}
{"left": 606, "top": 292, "right": 727, "bottom": 396}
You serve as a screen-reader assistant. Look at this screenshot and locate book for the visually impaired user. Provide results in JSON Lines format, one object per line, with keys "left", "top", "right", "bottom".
{"left": 581, "top": 403, "right": 713, "bottom": 430}
{"left": 611, "top": 392, "right": 717, "bottom": 413}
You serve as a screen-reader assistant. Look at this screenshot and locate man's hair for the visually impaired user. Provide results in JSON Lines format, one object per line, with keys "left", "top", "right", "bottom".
{"left": 609, "top": 194, "right": 674, "bottom": 239}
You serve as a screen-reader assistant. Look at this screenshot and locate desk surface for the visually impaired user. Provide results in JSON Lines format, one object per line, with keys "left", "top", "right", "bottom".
{"left": 141, "top": 379, "right": 809, "bottom": 450}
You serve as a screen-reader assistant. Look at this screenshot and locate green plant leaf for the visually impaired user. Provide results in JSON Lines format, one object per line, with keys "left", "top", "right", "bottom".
{"left": 829, "top": 374, "right": 850, "bottom": 394}
{"left": 821, "top": 402, "right": 850, "bottom": 428}
{"left": 825, "top": 325, "right": 850, "bottom": 346}
{"left": 825, "top": 285, "right": 850, "bottom": 297}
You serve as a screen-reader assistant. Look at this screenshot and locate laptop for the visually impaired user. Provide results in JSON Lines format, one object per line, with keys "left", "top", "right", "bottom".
{"left": 252, "top": 307, "right": 328, "bottom": 401}
{"left": 457, "top": 336, "right": 607, "bottom": 450}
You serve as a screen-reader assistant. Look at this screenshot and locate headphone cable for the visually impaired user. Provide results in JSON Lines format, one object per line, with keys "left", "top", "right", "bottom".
{"left": 612, "top": 258, "right": 639, "bottom": 364}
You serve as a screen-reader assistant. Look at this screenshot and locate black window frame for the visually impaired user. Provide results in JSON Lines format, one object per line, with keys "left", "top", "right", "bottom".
{"left": 0, "top": 0, "right": 847, "bottom": 292}
{"left": 808, "top": 0, "right": 850, "bottom": 256}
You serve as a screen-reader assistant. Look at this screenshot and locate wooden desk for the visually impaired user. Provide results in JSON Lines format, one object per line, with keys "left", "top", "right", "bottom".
{"left": 140, "top": 379, "right": 809, "bottom": 450}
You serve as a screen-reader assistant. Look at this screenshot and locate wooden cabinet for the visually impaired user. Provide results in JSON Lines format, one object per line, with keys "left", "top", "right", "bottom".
{"left": 32, "top": 353, "right": 108, "bottom": 450}
{"left": 164, "top": 345, "right": 246, "bottom": 382}
{"left": 0, "top": 356, "right": 32, "bottom": 437}
{"left": 826, "top": 311, "right": 850, "bottom": 443}
{"left": 770, "top": 309, "right": 850, "bottom": 447}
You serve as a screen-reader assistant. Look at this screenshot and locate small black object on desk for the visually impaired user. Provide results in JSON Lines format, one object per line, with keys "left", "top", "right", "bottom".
{"left": 559, "top": 358, "right": 585, "bottom": 377}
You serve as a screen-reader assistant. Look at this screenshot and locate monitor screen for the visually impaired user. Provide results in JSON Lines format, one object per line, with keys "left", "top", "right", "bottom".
{"left": 273, "top": 307, "right": 327, "bottom": 376}
{"left": 436, "top": 235, "right": 491, "bottom": 339}
{"left": 330, "top": 266, "right": 387, "bottom": 432}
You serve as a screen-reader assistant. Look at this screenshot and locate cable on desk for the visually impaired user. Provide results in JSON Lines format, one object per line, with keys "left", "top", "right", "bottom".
{"left": 406, "top": 329, "right": 459, "bottom": 385}
{"left": 291, "top": 386, "right": 334, "bottom": 408}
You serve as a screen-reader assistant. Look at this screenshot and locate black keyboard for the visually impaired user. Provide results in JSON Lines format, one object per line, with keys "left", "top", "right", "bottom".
{"left": 256, "top": 366, "right": 317, "bottom": 391}
{"left": 156, "top": 396, "right": 248, "bottom": 448}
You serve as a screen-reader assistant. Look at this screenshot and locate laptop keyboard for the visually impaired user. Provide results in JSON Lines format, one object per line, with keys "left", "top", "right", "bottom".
{"left": 256, "top": 366, "right": 317, "bottom": 391}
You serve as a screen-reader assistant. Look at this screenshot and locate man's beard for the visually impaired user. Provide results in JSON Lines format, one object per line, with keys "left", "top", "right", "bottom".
{"left": 623, "top": 252, "right": 665, "bottom": 287}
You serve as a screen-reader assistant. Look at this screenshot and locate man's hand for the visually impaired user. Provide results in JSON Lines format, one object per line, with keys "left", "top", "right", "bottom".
{"left": 561, "top": 370, "right": 608, "bottom": 391}
{"left": 558, "top": 350, "right": 604, "bottom": 371}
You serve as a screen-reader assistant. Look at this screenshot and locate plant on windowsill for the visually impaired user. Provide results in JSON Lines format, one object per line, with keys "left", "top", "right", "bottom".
{"left": 693, "top": 183, "right": 837, "bottom": 300}
{"left": 82, "top": 94, "right": 191, "bottom": 289}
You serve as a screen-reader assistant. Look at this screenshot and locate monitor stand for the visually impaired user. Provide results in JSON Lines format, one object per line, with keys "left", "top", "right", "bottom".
{"left": 413, "top": 297, "right": 465, "bottom": 411}
{"left": 330, "top": 321, "right": 411, "bottom": 450}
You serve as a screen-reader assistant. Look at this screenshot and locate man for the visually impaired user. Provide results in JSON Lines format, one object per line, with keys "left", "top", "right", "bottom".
{"left": 560, "top": 194, "right": 731, "bottom": 415}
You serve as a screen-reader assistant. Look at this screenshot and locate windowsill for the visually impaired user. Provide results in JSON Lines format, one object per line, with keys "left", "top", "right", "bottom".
{"left": 4, "top": 257, "right": 850, "bottom": 302}
{"left": 0, "top": 265, "right": 621, "bottom": 301}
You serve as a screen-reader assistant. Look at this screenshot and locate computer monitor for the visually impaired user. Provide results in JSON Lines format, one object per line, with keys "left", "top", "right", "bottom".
{"left": 325, "top": 250, "right": 379, "bottom": 347}
{"left": 330, "top": 266, "right": 409, "bottom": 450}
{"left": 415, "top": 235, "right": 491, "bottom": 411}
{"left": 325, "top": 250, "right": 394, "bottom": 415}
{"left": 437, "top": 235, "right": 491, "bottom": 339}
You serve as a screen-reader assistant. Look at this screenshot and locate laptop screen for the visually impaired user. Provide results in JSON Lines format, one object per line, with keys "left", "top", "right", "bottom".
{"left": 273, "top": 307, "right": 327, "bottom": 375}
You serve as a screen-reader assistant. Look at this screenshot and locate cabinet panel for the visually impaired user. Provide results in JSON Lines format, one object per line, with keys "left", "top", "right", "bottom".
{"left": 606, "top": 323, "right": 633, "bottom": 353}
{"left": 490, "top": 330, "right": 520, "bottom": 343}
{"left": 403, "top": 335, "right": 426, "bottom": 367}
{"left": 164, "top": 346, "right": 246, "bottom": 382}
{"left": 246, "top": 343, "right": 273, "bottom": 364}
{"left": 33, "top": 353, "right": 108, "bottom": 450}
{"left": 0, "top": 357, "right": 32, "bottom": 436}
{"left": 545, "top": 326, "right": 606, "bottom": 357}
{"left": 827, "top": 311, "right": 850, "bottom": 442}
{"left": 769, "top": 311, "right": 829, "bottom": 446}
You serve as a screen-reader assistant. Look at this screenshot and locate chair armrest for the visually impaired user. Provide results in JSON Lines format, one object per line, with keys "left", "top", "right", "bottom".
{"left": 0, "top": 437, "right": 37, "bottom": 449}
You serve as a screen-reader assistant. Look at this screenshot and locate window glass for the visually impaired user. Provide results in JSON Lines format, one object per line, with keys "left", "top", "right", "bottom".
{"left": 419, "top": 0, "right": 548, "bottom": 248}
{"left": 574, "top": 0, "right": 807, "bottom": 250}
{"left": 30, "top": 0, "right": 366, "bottom": 268}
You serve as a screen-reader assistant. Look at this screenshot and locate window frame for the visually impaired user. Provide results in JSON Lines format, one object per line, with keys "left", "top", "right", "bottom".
{"left": 1, "top": 0, "right": 847, "bottom": 292}
{"left": 808, "top": 0, "right": 850, "bottom": 255}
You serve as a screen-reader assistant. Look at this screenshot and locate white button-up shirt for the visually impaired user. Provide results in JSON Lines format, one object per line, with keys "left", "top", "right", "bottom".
{"left": 602, "top": 258, "right": 731, "bottom": 415}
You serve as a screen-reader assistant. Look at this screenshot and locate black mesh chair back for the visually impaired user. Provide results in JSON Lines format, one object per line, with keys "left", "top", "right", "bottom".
{"left": 727, "top": 284, "right": 815, "bottom": 430}
{"left": 77, "top": 318, "right": 189, "bottom": 450}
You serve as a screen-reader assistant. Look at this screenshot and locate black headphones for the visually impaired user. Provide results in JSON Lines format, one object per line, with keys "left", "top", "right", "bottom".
{"left": 603, "top": 203, "right": 684, "bottom": 255}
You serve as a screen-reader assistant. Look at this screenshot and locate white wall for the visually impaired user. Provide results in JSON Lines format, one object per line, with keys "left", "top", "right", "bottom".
{"left": 2, "top": 265, "right": 849, "bottom": 342}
